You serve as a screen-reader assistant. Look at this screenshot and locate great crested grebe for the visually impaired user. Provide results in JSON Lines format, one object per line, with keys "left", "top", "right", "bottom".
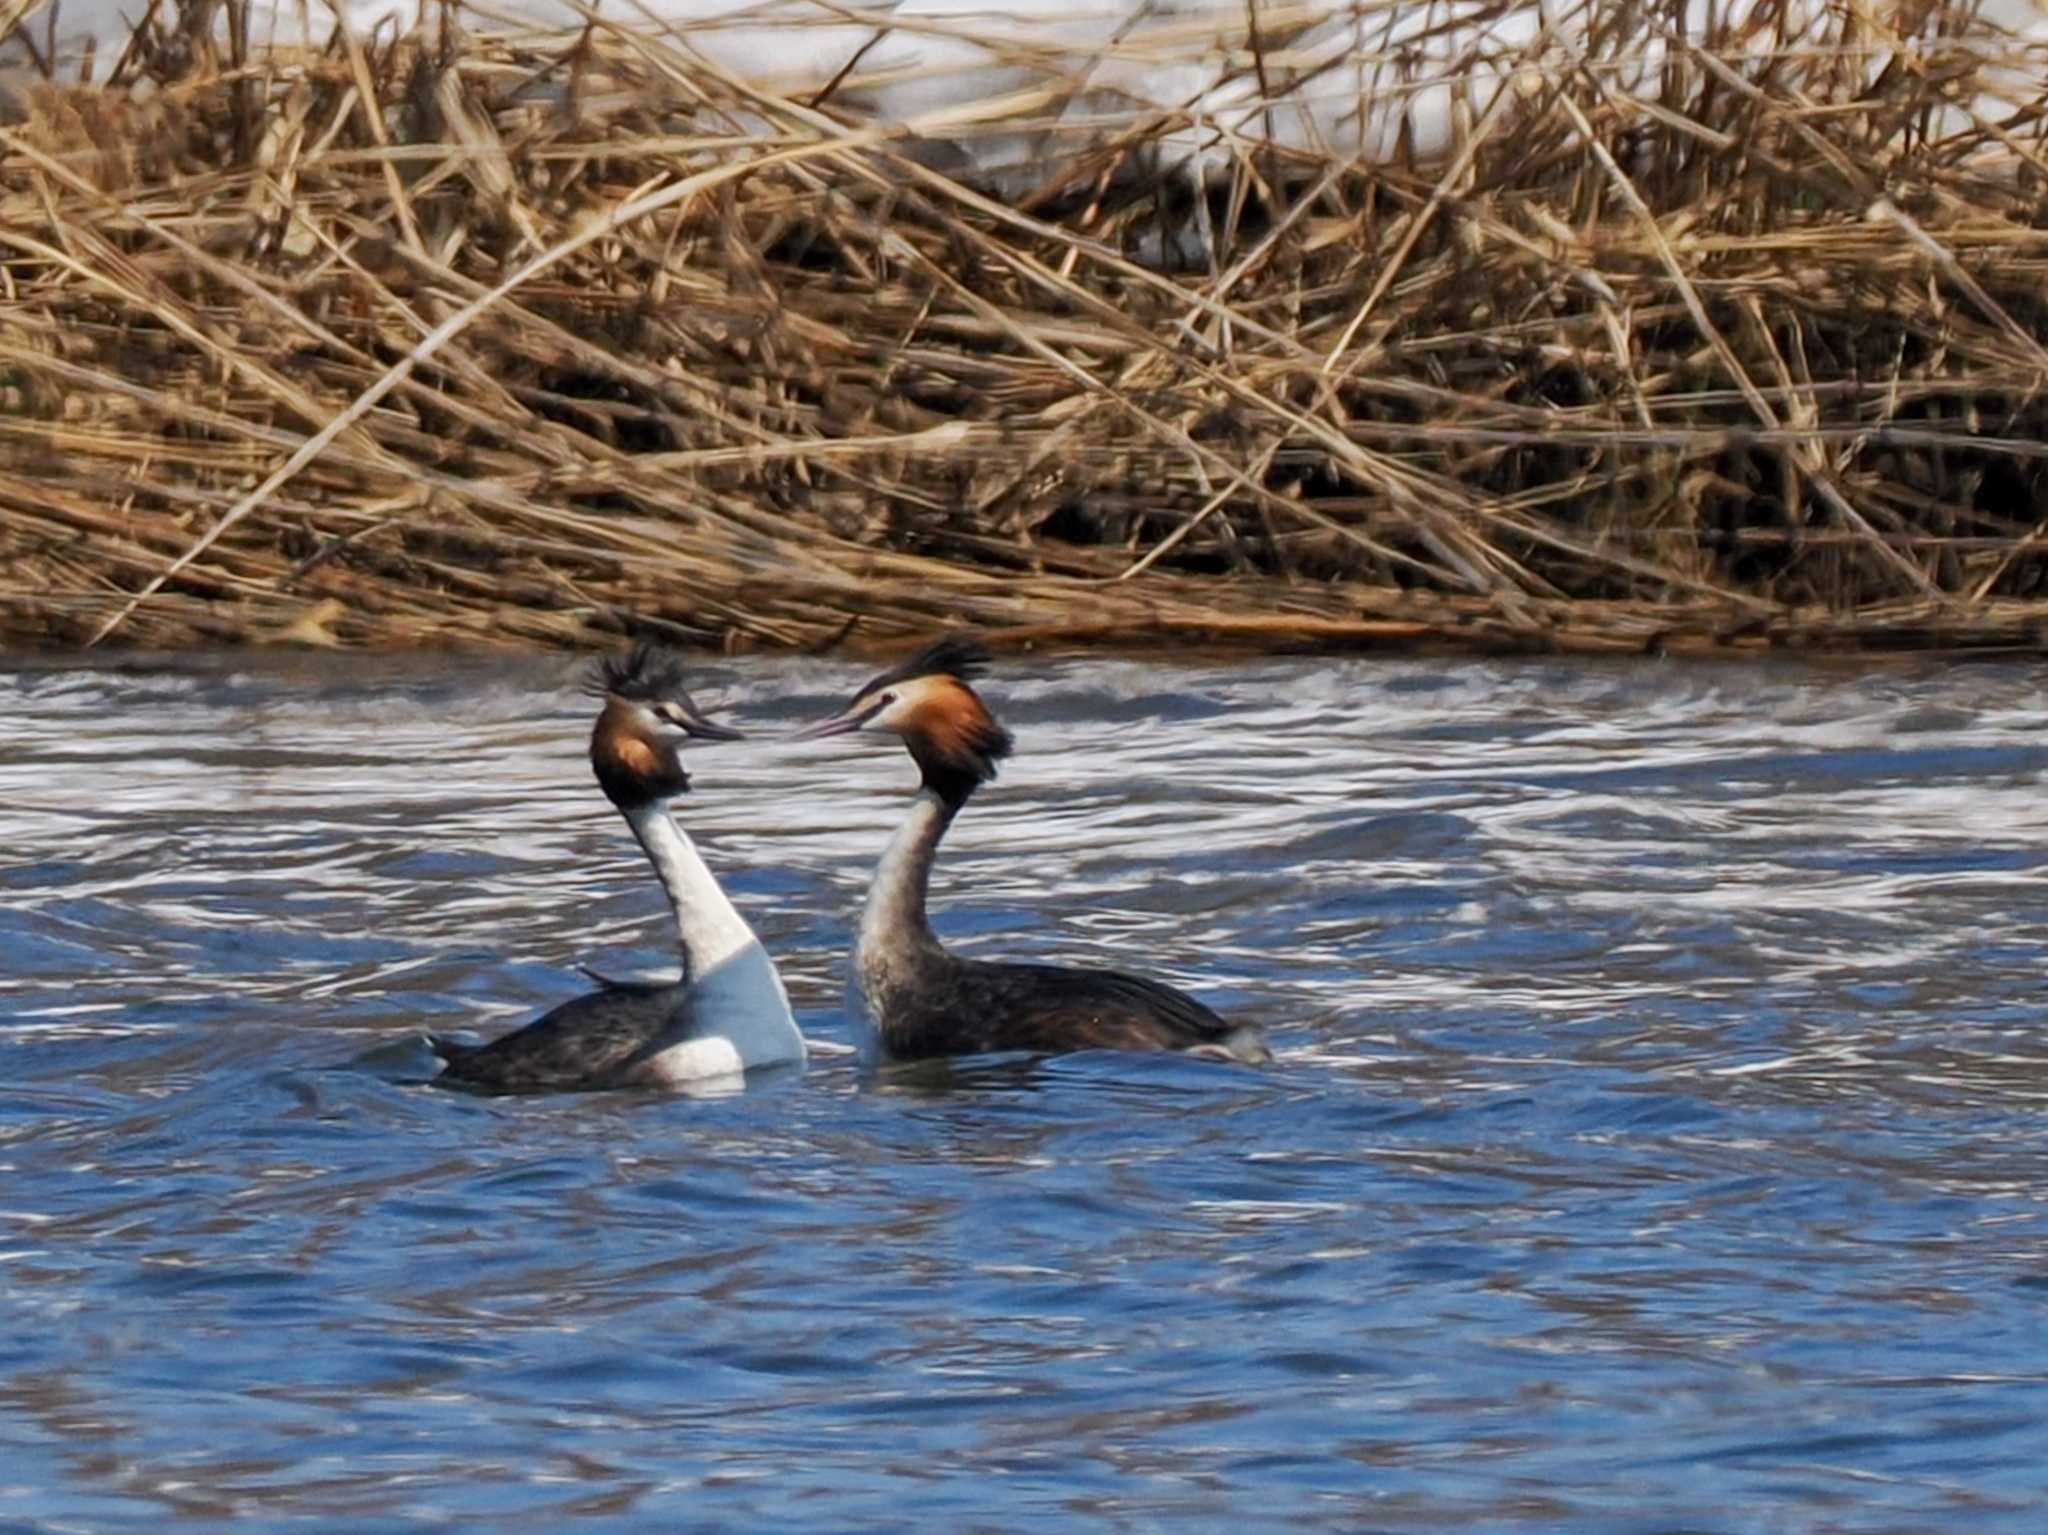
{"left": 794, "top": 638, "right": 1270, "bottom": 1064}
{"left": 429, "top": 647, "right": 804, "bottom": 1092}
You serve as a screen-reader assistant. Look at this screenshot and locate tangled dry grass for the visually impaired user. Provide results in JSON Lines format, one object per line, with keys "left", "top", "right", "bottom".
{"left": 1, "top": 0, "right": 2046, "bottom": 657}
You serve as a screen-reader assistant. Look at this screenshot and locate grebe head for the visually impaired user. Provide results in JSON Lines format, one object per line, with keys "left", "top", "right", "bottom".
{"left": 794, "top": 637, "right": 1014, "bottom": 804}
{"left": 587, "top": 644, "right": 743, "bottom": 809}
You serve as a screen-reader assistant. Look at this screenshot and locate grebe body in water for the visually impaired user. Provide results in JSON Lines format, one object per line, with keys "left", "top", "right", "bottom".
{"left": 429, "top": 648, "right": 804, "bottom": 1092}
{"left": 795, "top": 640, "right": 1269, "bottom": 1065}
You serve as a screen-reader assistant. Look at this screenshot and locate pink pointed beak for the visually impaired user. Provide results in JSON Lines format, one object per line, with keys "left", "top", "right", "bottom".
{"left": 788, "top": 708, "right": 868, "bottom": 742}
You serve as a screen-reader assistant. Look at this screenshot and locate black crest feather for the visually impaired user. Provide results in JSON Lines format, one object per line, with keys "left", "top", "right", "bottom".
{"left": 853, "top": 636, "right": 992, "bottom": 703}
{"left": 588, "top": 644, "right": 692, "bottom": 705}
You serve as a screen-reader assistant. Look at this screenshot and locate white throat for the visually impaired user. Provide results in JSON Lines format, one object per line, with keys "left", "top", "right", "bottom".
{"left": 624, "top": 800, "right": 760, "bottom": 978}
{"left": 622, "top": 799, "right": 804, "bottom": 1069}
{"left": 858, "top": 789, "right": 952, "bottom": 958}
{"left": 852, "top": 788, "right": 953, "bottom": 1033}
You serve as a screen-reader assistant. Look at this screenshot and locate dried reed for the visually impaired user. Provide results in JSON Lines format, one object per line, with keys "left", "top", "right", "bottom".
{"left": 2, "top": 0, "right": 2046, "bottom": 657}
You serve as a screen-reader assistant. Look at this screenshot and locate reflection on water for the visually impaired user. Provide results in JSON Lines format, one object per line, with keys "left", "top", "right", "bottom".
{"left": 4, "top": 650, "right": 2048, "bottom": 1530}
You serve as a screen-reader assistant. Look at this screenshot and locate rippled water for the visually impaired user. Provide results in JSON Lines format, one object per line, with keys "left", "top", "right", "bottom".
{"left": 5, "top": 649, "right": 2048, "bottom": 1530}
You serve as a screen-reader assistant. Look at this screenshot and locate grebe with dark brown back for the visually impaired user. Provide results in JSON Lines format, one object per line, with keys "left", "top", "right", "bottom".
{"left": 794, "top": 638, "right": 1269, "bottom": 1065}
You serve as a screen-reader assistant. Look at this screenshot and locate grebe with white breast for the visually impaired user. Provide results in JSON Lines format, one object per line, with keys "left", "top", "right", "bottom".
{"left": 429, "top": 647, "right": 804, "bottom": 1092}
{"left": 794, "top": 638, "right": 1269, "bottom": 1064}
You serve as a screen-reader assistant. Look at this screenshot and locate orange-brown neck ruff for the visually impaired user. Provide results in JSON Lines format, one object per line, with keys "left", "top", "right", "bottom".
{"left": 590, "top": 699, "right": 688, "bottom": 809}
{"left": 903, "top": 679, "right": 1013, "bottom": 808}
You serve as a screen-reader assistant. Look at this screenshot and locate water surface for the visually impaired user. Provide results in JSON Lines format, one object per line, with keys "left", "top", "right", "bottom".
{"left": 4, "top": 650, "right": 2048, "bottom": 1531}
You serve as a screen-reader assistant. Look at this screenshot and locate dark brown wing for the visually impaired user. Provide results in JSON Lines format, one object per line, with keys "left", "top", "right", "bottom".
{"left": 430, "top": 981, "right": 688, "bottom": 1093}
{"left": 879, "top": 958, "right": 1267, "bottom": 1063}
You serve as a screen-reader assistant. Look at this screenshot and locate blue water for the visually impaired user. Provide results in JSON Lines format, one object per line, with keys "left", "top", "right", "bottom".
{"left": 3, "top": 651, "right": 2047, "bottom": 1531}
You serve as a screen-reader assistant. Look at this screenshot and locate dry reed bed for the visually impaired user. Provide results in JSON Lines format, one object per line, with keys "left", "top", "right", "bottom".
{"left": 2, "top": 0, "right": 2047, "bottom": 656}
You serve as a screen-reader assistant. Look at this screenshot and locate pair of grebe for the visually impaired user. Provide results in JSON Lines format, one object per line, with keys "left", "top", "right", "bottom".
{"left": 430, "top": 639, "right": 1268, "bottom": 1093}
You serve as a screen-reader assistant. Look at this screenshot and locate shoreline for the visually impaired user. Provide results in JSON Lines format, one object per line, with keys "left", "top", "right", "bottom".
{"left": 10, "top": 584, "right": 2048, "bottom": 661}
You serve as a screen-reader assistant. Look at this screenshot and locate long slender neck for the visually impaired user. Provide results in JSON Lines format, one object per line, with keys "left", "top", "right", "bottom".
{"left": 622, "top": 800, "right": 762, "bottom": 982}
{"left": 857, "top": 786, "right": 958, "bottom": 967}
